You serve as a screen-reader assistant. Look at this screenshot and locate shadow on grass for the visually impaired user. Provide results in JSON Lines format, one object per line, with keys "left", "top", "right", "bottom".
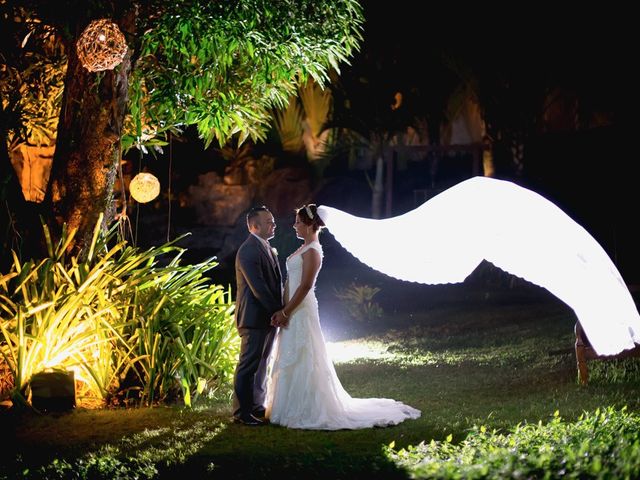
{"left": 1, "top": 406, "right": 418, "bottom": 480}
{"left": 158, "top": 426, "right": 414, "bottom": 479}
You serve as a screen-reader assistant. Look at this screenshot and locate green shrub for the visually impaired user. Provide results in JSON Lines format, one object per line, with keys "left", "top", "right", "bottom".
{"left": 127, "top": 253, "right": 238, "bottom": 406}
{"left": 0, "top": 216, "right": 238, "bottom": 408}
{"left": 386, "top": 406, "right": 640, "bottom": 479}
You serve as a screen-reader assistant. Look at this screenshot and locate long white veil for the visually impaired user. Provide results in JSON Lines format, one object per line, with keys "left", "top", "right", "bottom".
{"left": 317, "top": 176, "right": 640, "bottom": 356}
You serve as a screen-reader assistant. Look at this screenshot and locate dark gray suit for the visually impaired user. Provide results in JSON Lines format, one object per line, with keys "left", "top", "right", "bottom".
{"left": 233, "top": 234, "right": 283, "bottom": 419}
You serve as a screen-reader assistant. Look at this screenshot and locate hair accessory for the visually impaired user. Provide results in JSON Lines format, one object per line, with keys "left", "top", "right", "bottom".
{"left": 305, "top": 205, "right": 314, "bottom": 219}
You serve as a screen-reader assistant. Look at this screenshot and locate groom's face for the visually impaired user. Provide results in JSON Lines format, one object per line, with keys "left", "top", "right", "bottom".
{"left": 252, "top": 211, "right": 276, "bottom": 241}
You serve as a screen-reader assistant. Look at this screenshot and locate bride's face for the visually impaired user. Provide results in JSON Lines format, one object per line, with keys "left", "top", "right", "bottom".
{"left": 293, "top": 214, "right": 306, "bottom": 240}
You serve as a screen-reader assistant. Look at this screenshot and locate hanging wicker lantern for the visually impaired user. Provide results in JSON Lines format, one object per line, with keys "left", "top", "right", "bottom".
{"left": 76, "top": 19, "right": 128, "bottom": 72}
{"left": 130, "top": 172, "right": 160, "bottom": 203}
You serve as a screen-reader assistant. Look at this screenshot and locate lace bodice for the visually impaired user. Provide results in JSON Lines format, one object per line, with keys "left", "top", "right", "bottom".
{"left": 284, "top": 240, "right": 323, "bottom": 304}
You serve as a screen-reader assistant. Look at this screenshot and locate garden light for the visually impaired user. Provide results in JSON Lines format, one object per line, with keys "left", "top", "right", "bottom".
{"left": 76, "top": 19, "right": 128, "bottom": 72}
{"left": 130, "top": 172, "right": 160, "bottom": 203}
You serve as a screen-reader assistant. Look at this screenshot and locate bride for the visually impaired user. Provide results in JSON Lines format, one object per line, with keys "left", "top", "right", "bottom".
{"left": 266, "top": 204, "right": 420, "bottom": 430}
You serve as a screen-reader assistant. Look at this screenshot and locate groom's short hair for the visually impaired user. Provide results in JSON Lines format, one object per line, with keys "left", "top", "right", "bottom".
{"left": 247, "top": 206, "right": 270, "bottom": 227}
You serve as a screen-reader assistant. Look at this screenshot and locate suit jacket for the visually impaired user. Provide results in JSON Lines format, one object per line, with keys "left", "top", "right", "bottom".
{"left": 235, "top": 235, "right": 283, "bottom": 329}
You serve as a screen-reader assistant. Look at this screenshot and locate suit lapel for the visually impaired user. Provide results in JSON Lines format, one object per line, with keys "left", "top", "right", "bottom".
{"left": 251, "top": 235, "right": 281, "bottom": 282}
{"left": 272, "top": 250, "right": 282, "bottom": 281}
{"left": 264, "top": 242, "right": 281, "bottom": 281}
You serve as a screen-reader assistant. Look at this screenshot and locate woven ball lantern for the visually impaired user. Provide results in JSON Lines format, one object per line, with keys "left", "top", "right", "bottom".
{"left": 76, "top": 19, "right": 128, "bottom": 72}
{"left": 130, "top": 173, "right": 160, "bottom": 203}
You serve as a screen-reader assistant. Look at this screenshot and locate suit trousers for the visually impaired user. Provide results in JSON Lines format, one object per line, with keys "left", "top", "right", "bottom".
{"left": 233, "top": 326, "right": 276, "bottom": 418}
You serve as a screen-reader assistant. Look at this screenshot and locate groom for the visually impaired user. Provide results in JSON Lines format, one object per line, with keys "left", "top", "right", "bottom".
{"left": 233, "top": 206, "right": 283, "bottom": 426}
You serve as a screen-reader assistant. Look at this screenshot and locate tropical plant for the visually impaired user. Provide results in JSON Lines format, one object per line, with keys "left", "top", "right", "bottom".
{"left": 127, "top": 254, "right": 238, "bottom": 406}
{"left": 273, "top": 98, "right": 306, "bottom": 155}
{"left": 298, "top": 78, "right": 334, "bottom": 163}
{"left": 10, "top": 57, "right": 65, "bottom": 149}
{"left": 1, "top": 12, "right": 66, "bottom": 149}
{"left": 0, "top": 217, "right": 238, "bottom": 408}
{"left": 334, "top": 282, "right": 383, "bottom": 322}
{"left": 216, "top": 140, "right": 256, "bottom": 184}
{"left": 0, "top": 219, "right": 132, "bottom": 407}
{"left": 272, "top": 77, "right": 335, "bottom": 177}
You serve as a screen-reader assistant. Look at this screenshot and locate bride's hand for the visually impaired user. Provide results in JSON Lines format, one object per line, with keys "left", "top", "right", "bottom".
{"left": 271, "top": 310, "right": 288, "bottom": 328}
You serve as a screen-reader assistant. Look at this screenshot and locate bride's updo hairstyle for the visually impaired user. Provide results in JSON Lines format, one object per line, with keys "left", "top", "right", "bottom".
{"left": 296, "top": 204, "right": 325, "bottom": 232}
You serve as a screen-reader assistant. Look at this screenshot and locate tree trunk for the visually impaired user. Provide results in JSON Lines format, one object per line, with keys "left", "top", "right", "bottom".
{"left": 385, "top": 150, "right": 394, "bottom": 217}
{"left": 47, "top": 14, "right": 135, "bottom": 256}
{"left": 371, "top": 153, "right": 384, "bottom": 219}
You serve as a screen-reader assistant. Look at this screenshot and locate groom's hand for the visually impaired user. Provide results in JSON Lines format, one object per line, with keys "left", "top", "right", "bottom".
{"left": 271, "top": 311, "right": 287, "bottom": 327}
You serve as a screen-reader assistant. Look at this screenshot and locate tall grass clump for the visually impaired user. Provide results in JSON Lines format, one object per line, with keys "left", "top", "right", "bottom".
{"left": 587, "top": 357, "right": 640, "bottom": 384}
{"left": 0, "top": 216, "right": 238, "bottom": 409}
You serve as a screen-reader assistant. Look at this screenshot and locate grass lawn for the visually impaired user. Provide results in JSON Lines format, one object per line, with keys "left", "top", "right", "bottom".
{"left": 3, "top": 279, "right": 640, "bottom": 479}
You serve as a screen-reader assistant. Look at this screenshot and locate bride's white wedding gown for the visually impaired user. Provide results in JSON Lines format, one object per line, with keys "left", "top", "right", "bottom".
{"left": 266, "top": 240, "right": 420, "bottom": 430}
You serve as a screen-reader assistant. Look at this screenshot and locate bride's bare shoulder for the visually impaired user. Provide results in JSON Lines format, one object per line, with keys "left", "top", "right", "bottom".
{"left": 302, "top": 242, "right": 323, "bottom": 259}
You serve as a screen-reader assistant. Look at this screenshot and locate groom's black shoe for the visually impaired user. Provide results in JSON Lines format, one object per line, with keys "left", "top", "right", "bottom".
{"left": 252, "top": 408, "right": 266, "bottom": 420}
{"left": 252, "top": 409, "right": 270, "bottom": 424}
{"left": 233, "top": 414, "right": 265, "bottom": 426}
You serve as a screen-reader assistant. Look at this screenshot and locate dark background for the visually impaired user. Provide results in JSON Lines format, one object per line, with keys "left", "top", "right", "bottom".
{"left": 134, "top": 2, "right": 640, "bottom": 287}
